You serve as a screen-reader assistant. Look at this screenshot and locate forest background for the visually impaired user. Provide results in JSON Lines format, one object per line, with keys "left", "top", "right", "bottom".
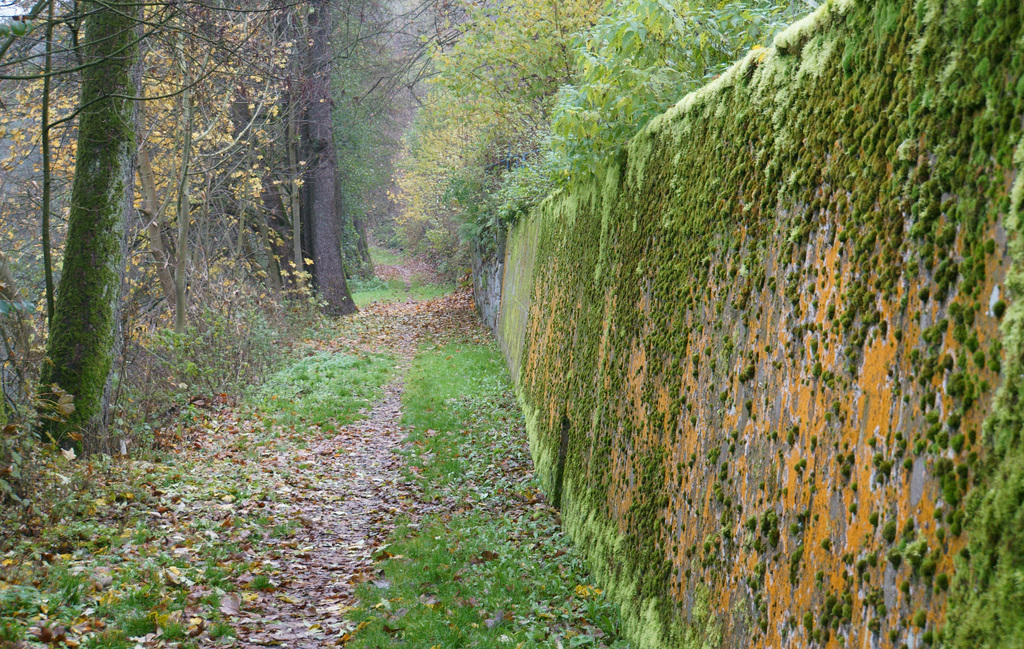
{"left": 0, "top": 0, "right": 811, "bottom": 533}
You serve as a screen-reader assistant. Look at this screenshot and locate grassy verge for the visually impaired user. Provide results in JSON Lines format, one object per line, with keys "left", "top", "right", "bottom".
{"left": 0, "top": 340, "right": 395, "bottom": 648}
{"left": 347, "top": 342, "right": 628, "bottom": 648}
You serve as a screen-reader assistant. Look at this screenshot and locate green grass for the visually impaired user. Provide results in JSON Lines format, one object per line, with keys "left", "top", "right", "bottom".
{"left": 351, "top": 246, "right": 452, "bottom": 306}
{"left": 209, "top": 622, "right": 236, "bottom": 639}
{"left": 368, "top": 246, "right": 405, "bottom": 266}
{"left": 347, "top": 342, "right": 628, "bottom": 648}
{"left": 251, "top": 574, "right": 274, "bottom": 591}
{"left": 349, "top": 276, "right": 452, "bottom": 307}
{"left": 402, "top": 344, "right": 509, "bottom": 437}
{"left": 248, "top": 350, "right": 395, "bottom": 430}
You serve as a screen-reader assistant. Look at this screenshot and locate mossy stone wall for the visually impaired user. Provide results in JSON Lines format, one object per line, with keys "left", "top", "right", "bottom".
{"left": 496, "top": 0, "right": 1024, "bottom": 646}
{"left": 500, "top": 213, "right": 542, "bottom": 384}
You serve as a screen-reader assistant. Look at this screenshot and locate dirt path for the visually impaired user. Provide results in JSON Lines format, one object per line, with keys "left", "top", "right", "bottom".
{"left": 230, "top": 381, "right": 413, "bottom": 647}
{"left": 373, "top": 258, "right": 444, "bottom": 291}
{"left": 0, "top": 289, "right": 482, "bottom": 649}
{"left": 221, "top": 293, "right": 478, "bottom": 647}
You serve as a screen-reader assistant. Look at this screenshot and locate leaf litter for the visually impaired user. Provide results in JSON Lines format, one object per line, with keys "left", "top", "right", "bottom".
{"left": 0, "top": 287, "right": 624, "bottom": 649}
{"left": 153, "top": 291, "right": 485, "bottom": 647}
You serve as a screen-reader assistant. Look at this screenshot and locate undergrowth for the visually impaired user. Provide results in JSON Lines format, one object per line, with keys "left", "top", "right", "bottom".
{"left": 0, "top": 325, "right": 393, "bottom": 647}
{"left": 117, "top": 283, "right": 322, "bottom": 444}
{"left": 347, "top": 342, "right": 629, "bottom": 648}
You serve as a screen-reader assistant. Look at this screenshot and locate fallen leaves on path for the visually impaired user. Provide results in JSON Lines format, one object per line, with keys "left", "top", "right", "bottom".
{"left": 154, "top": 294, "right": 485, "bottom": 647}
{"left": 223, "top": 387, "right": 416, "bottom": 647}
{"left": 0, "top": 287, "right": 485, "bottom": 648}
{"left": 327, "top": 289, "right": 482, "bottom": 359}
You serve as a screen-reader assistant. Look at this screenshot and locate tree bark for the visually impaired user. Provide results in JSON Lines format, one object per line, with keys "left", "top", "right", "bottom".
{"left": 173, "top": 29, "right": 193, "bottom": 334}
{"left": 286, "top": 96, "right": 304, "bottom": 284}
{"left": 0, "top": 251, "right": 34, "bottom": 385}
{"left": 353, "top": 217, "right": 372, "bottom": 276}
{"left": 137, "top": 146, "right": 177, "bottom": 310}
{"left": 0, "top": 252, "right": 35, "bottom": 424}
{"left": 41, "top": 0, "right": 55, "bottom": 326}
{"left": 258, "top": 179, "right": 291, "bottom": 291}
{"left": 302, "top": 0, "right": 356, "bottom": 315}
{"left": 39, "top": 0, "right": 141, "bottom": 452}
{"left": 256, "top": 213, "right": 283, "bottom": 293}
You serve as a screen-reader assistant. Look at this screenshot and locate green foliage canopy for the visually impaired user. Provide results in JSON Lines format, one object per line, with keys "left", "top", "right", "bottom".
{"left": 551, "top": 0, "right": 810, "bottom": 173}
{"left": 395, "top": 0, "right": 810, "bottom": 267}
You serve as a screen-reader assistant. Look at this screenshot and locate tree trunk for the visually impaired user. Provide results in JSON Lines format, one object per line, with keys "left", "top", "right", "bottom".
{"left": 0, "top": 251, "right": 34, "bottom": 389}
{"left": 286, "top": 97, "right": 304, "bottom": 284}
{"left": 354, "top": 217, "right": 372, "bottom": 276}
{"left": 39, "top": 0, "right": 141, "bottom": 453}
{"left": 256, "top": 214, "right": 283, "bottom": 293}
{"left": 258, "top": 179, "right": 291, "bottom": 291}
{"left": 302, "top": 0, "right": 356, "bottom": 315}
{"left": 41, "top": 0, "right": 55, "bottom": 326}
{"left": 138, "top": 146, "right": 177, "bottom": 310}
{"left": 173, "top": 31, "right": 193, "bottom": 334}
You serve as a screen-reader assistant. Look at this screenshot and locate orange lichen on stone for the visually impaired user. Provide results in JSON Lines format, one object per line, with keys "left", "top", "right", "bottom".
{"left": 493, "top": 0, "right": 1024, "bottom": 645}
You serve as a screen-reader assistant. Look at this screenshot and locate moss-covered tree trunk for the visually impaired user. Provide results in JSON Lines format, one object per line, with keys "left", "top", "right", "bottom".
{"left": 302, "top": 0, "right": 357, "bottom": 315}
{"left": 39, "top": 1, "right": 141, "bottom": 453}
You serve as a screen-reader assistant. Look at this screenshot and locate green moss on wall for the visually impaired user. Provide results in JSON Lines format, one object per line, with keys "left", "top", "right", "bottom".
{"left": 944, "top": 135, "right": 1024, "bottom": 647}
{"left": 496, "top": 0, "right": 1024, "bottom": 647}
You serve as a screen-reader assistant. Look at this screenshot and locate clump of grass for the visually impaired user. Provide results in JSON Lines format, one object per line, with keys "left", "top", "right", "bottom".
{"left": 251, "top": 574, "right": 274, "bottom": 591}
{"left": 209, "top": 622, "right": 236, "bottom": 639}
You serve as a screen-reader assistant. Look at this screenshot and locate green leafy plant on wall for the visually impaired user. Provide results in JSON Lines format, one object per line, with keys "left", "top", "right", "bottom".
{"left": 550, "top": 0, "right": 811, "bottom": 175}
